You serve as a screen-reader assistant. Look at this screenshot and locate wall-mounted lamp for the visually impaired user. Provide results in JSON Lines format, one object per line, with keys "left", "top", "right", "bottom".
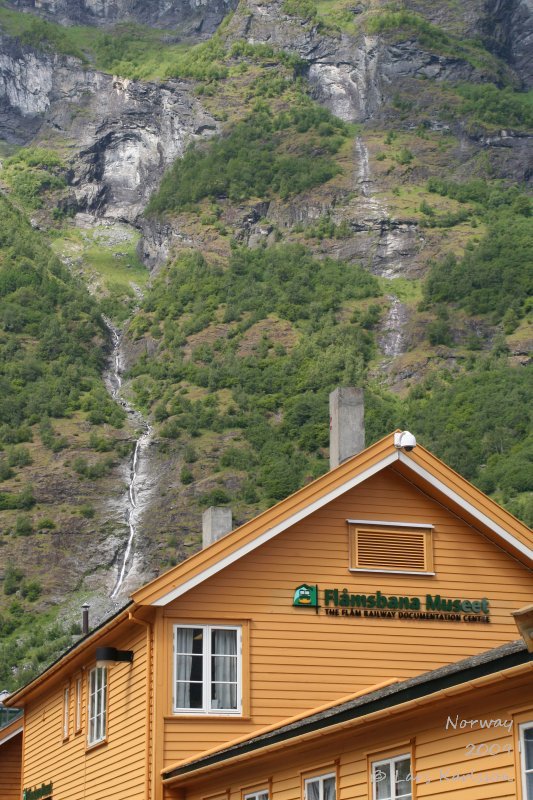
{"left": 512, "top": 604, "right": 533, "bottom": 653}
{"left": 95, "top": 647, "right": 134, "bottom": 668}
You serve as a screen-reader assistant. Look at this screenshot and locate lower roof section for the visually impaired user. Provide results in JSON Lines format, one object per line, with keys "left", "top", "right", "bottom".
{"left": 163, "top": 639, "right": 532, "bottom": 783}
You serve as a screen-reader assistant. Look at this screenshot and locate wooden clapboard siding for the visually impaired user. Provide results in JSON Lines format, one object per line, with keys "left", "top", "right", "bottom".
{"left": 176, "top": 669, "right": 532, "bottom": 800}
{"left": 0, "top": 725, "right": 22, "bottom": 800}
{"left": 160, "top": 467, "right": 532, "bottom": 766}
{"left": 22, "top": 625, "right": 148, "bottom": 800}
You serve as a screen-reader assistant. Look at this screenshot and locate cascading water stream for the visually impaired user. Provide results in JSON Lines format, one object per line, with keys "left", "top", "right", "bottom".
{"left": 103, "top": 317, "right": 152, "bottom": 599}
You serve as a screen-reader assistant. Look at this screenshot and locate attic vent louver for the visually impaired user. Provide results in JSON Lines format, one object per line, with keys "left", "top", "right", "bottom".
{"left": 349, "top": 523, "right": 434, "bottom": 574}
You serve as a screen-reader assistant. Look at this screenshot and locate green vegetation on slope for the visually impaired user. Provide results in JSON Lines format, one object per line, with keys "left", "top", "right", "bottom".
{"left": 0, "top": 6, "right": 196, "bottom": 80}
{"left": 128, "top": 244, "right": 400, "bottom": 503}
{"left": 424, "top": 215, "right": 532, "bottom": 320}
{"left": 455, "top": 84, "right": 533, "bottom": 130}
{"left": 0, "top": 5, "right": 297, "bottom": 83}
{"left": 424, "top": 180, "right": 532, "bottom": 323}
{"left": 147, "top": 100, "right": 350, "bottom": 212}
{"left": 405, "top": 364, "right": 533, "bottom": 525}
{"left": 1, "top": 147, "right": 67, "bottom": 210}
{"left": 0, "top": 193, "right": 124, "bottom": 443}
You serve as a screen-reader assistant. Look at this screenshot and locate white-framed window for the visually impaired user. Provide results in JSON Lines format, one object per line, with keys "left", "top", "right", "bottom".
{"left": 244, "top": 791, "right": 268, "bottom": 800}
{"left": 304, "top": 772, "right": 336, "bottom": 800}
{"left": 371, "top": 754, "right": 412, "bottom": 800}
{"left": 173, "top": 624, "right": 241, "bottom": 714}
{"left": 75, "top": 677, "right": 82, "bottom": 733}
{"left": 520, "top": 722, "right": 533, "bottom": 799}
{"left": 88, "top": 666, "right": 107, "bottom": 746}
{"left": 63, "top": 685, "right": 69, "bottom": 740}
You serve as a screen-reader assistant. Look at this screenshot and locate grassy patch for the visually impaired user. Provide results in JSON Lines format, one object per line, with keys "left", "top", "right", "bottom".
{"left": 282, "top": 0, "right": 360, "bottom": 33}
{"left": 0, "top": 6, "right": 200, "bottom": 81}
{"left": 51, "top": 225, "right": 147, "bottom": 324}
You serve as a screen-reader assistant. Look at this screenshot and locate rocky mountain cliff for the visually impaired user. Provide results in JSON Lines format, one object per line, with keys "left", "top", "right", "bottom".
{"left": 0, "top": 0, "right": 531, "bottom": 689}
{"left": 5, "top": 0, "right": 239, "bottom": 32}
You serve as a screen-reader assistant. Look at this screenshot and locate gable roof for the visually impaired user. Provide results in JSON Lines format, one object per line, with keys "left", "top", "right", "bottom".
{"left": 133, "top": 431, "right": 533, "bottom": 607}
{"left": 162, "top": 639, "right": 533, "bottom": 784}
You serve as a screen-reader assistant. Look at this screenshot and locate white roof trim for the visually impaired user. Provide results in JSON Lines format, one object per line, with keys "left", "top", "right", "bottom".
{"left": 153, "top": 448, "right": 532, "bottom": 607}
{"left": 153, "top": 451, "right": 399, "bottom": 606}
{"left": 346, "top": 520, "right": 434, "bottom": 529}
{"left": 397, "top": 452, "right": 533, "bottom": 562}
{"left": 0, "top": 724, "right": 23, "bottom": 747}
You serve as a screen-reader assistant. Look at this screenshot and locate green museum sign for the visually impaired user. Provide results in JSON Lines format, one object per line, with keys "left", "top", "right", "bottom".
{"left": 293, "top": 585, "right": 490, "bottom": 623}
{"left": 22, "top": 783, "right": 53, "bottom": 800}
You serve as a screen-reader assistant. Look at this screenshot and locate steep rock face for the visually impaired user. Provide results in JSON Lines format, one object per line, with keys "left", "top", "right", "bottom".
{"left": 229, "top": 0, "right": 479, "bottom": 123}
{"left": 483, "top": 0, "right": 533, "bottom": 87}
{"left": 6, "top": 0, "right": 239, "bottom": 33}
{"left": 0, "top": 34, "right": 218, "bottom": 219}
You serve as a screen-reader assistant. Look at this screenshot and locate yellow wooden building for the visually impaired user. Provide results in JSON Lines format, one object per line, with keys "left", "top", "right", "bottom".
{"left": 1, "top": 400, "right": 532, "bottom": 800}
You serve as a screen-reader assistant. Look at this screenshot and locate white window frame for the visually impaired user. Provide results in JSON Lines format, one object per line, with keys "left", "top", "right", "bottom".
{"left": 87, "top": 666, "right": 107, "bottom": 746}
{"left": 63, "top": 685, "right": 69, "bottom": 740}
{"left": 371, "top": 753, "right": 412, "bottom": 800}
{"left": 75, "top": 677, "right": 82, "bottom": 733}
{"left": 173, "top": 624, "right": 242, "bottom": 715}
{"left": 520, "top": 721, "right": 533, "bottom": 800}
{"left": 244, "top": 791, "right": 269, "bottom": 800}
{"left": 304, "top": 772, "right": 336, "bottom": 800}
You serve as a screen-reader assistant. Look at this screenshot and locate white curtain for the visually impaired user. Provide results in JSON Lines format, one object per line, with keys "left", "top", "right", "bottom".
{"left": 323, "top": 778, "right": 335, "bottom": 800}
{"left": 306, "top": 781, "right": 320, "bottom": 800}
{"left": 175, "top": 627, "right": 195, "bottom": 708}
{"left": 211, "top": 628, "right": 237, "bottom": 710}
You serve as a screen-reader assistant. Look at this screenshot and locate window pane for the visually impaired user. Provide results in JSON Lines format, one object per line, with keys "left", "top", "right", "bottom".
{"left": 176, "top": 652, "right": 202, "bottom": 685}
{"left": 212, "top": 628, "right": 237, "bottom": 656}
{"left": 395, "top": 757, "right": 411, "bottom": 798}
{"left": 211, "top": 682, "right": 237, "bottom": 710}
{"left": 374, "top": 763, "right": 391, "bottom": 800}
{"left": 212, "top": 655, "right": 237, "bottom": 682}
{"left": 525, "top": 727, "right": 533, "bottom": 771}
{"left": 526, "top": 772, "right": 533, "bottom": 799}
{"left": 176, "top": 628, "right": 203, "bottom": 654}
{"left": 176, "top": 680, "right": 203, "bottom": 709}
{"left": 306, "top": 780, "right": 320, "bottom": 800}
{"left": 323, "top": 777, "right": 336, "bottom": 800}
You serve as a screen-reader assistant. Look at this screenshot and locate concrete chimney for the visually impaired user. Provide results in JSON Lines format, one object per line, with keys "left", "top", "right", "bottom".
{"left": 329, "top": 387, "right": 365, "bottom": 470}
{"left": 202, "top": 506, "right": 233, "bottom": 548}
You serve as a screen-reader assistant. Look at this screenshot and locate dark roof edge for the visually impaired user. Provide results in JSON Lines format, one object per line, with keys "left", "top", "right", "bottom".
{"left": 163, "top": 640, "right": 531, "bottom": 781}
{"left": 6, "top": 600, "right": 133, "bottom": 705}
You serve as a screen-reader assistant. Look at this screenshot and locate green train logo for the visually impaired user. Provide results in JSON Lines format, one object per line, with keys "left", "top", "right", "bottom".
{"left": 293, "top": 584, "right": 318, "bottom": 607}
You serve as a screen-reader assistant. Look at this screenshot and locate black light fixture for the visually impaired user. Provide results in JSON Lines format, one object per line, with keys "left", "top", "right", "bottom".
{"left": 95, "top": 647, "right": 134, "bottom": 668}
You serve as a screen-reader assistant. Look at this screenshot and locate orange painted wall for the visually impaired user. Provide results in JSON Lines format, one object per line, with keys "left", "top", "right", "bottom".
{"left": 21, "top": 624, "right": 149, "bottom": 800}
{"left": 0, "top": 727, "right": 22, "bottom": 800}
{"left": 175, "top": 667, "right": 533, "bottom": 800}
{"left": 158, "top": 466, "right": 532, "bottom": 767}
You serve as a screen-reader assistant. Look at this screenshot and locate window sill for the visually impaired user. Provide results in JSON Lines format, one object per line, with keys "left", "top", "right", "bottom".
{"left": 85, "top": 737, "right": 108, "bottom": 753}
{"left": 349, "top": 568, "right": 436, "bottom": 576}
{"left": 164, "top": 714, "right": 251, "bottom": 722}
